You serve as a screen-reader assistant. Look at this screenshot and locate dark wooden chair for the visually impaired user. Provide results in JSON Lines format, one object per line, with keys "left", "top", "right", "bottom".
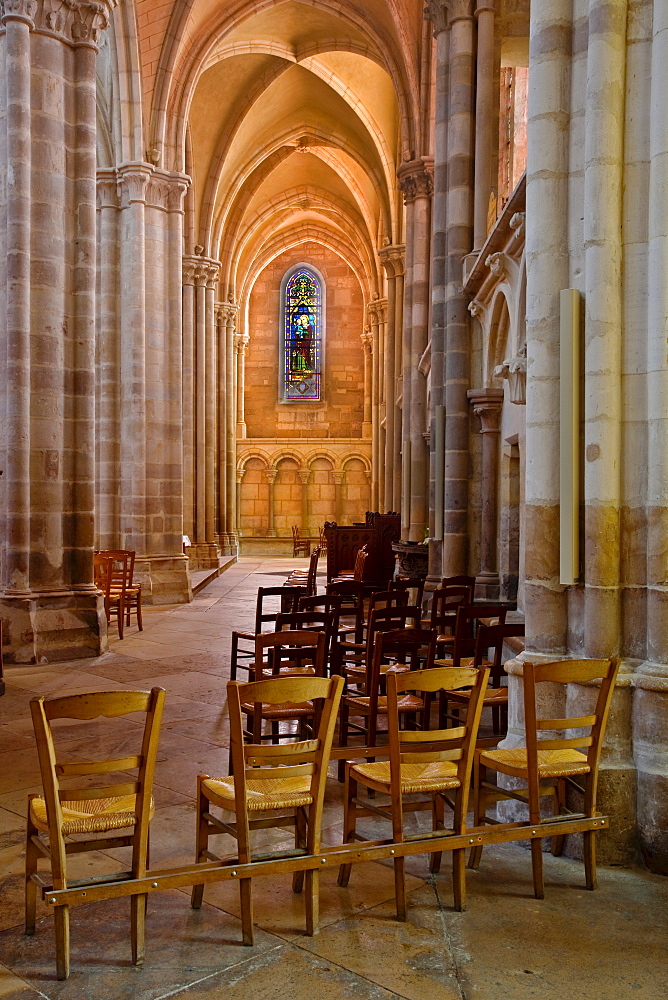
{"left": 231, "top": 586, "right": 302, "bottom": 681}
{"left": 94, "top": 554, "right": 125, "bottom": 639}
{"left": 292, "top": 525, "right": 311, "bottom": 557}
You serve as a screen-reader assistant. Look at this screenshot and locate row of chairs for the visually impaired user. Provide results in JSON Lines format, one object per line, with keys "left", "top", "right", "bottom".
{"left": 26, "top": 652, "right": 619, "bottom": 978}
{"left": 93, "top": 550, "right": 143, "bottom": 639}
{"left": 291, "top": 525, "right": 328, "bottom": 557}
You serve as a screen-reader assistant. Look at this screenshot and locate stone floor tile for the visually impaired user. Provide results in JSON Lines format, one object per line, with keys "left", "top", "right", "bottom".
{"left": 0, "top": 965, "right": 40, "bottom": 999}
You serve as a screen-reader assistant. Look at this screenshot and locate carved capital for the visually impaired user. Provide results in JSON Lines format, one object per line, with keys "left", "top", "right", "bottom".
{"left": 181, "top": 255, "right": 219, "bottom": 288}
{"left": 397, "top": 160, "right": 433, "bottom": 205}
{"left": 5, "top": 0, "right": 119, "bottom": 45}
{"left": 467, "top": 387, "right": 504, "bottom": 431}
{"left": 424, "top": 0, "right": 473, "bottom": 35}
{"left": 367, "top": 297, "right": 388, "bottom": 326}
{"left": 494, "top": 344, "right": 527, "bottom": 404}
{"left": 361, "top": 331, "right": 373, "bottom": 353}
{"left": 117, "top": 164, "right": 151, "bottom": 206}
{"left": 297, "top": 469, "right": 311, "bottom": 485}
{"left": 264, "top": 468, "right": 278, "bottom": 485}
{"left": 234, "top": 334, "right": 249, "bottom": 356}
{"left": 1, "top": 0, "right": 37, "bottom": 26}
{"left": 96, "top": 169, "right": 118, "bottom": 209}
{"left": 332, "top": 471, "right": 345, "bottom": 486}
{"left": 146, "top": 170, "right": 189, "bottom": 212}
{"left": 378, "top": 243, "right": 406, "bottom": 278}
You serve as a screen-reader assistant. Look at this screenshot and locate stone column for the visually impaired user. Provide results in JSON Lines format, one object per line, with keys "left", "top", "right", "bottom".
{"left": 426, "top": 0, "right": 476, "bottom": 576}
{"left": 0, "top": 0, "right": 115, "bottom": 662}
{"left": 361, "top": 330, "right": 373, "bottom": 436}
{"left": 264, "top": 468, "right": 277, "bottom": 537}
{"left": 332, "top": 471, "right": 345, "bottom": 525}
{"left": 224, "top": 302, "right": 238, "bottom": 550}
{"left": 182, "top": 262, "right": 196, "bottom": 541}
{"left": 298, "top": 468, "right": 311, "bottom": 535}
{"left": 368, "top": 299, "right": 387, "bottom": 512}
{"left": 195, "top": 267, "right": 207, "bottom": 545}
{"left": 467, "top": 389, "right": 504, "bottom": 597}
{"left": 473, "top": 2, "right": 496, "bottom": 251}
{"left": 215, "top": 302, "right": 228, "bottom": 549}
{"left": 397, "top": 160, "right": 433, "bottom": 542}
{"left": 378, "top": 246, "right": 406, "bottom": 513}
{"left": 393, "top": 267, "right": 405, "bottom": 511}
{"left": 236, "top": 470, "right": 244, "bottom": 537}
{"left": 236, "top": 335, "right": 249, "bottom": 439}
{"left": 96, "top": 171, "right": 120, "bottom": 549}
{"left": 523, "top": 0, "right": 571, "bottom": 653}
{"left": 204, "top": 269, "right": 218, "bottom": 549}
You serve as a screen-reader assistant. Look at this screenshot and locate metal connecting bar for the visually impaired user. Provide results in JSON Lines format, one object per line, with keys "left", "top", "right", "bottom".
{"left": 43, "top": 814, "right": 609, "bottom": 907}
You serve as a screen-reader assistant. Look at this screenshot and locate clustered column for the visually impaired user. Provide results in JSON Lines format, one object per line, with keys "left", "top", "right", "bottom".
{"left": 378, "top": 245, "right": 405, "bottom": 512}
{"left": 367, "top": 297, "right": 387, "bottom": 512}
{"left": 397, "top": 160, "right": 433, "bottom": 542}
{"left": 264, "top": 468, "right": 278, "bottom": 537}
{"left": 467, "top": 389, "right": 504, "bottom": 596}
{"left": 0, "top": 0, "right": 115, "bottom": 662}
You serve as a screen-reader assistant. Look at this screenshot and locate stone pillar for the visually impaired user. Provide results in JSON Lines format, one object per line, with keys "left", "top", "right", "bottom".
{"left": 393, "top": 267, "right": 405, "bottom": 512}
{"left": 204, "top": 271, "right": 218, "bottom": 548}
{"left": 426, "top": 0, "right": 476, "bottom": 576}
{"left": 236, "top": 335, "right": 249, "bottom": 438}
{"left": 182, "top": 263, "right": 196, "bottom": 540}
{"left": 397, "top": 160, "right": 433, "bottom": 542}
{"left": 0, "top": 1, "right": 116, "bottom": 662}
{"left": 361, "top": 330, "right": 373, "bottom": 436}
{"left": 236, "top": 470, "right": 244, "bottom": 537}
{"left": 215, "top": 302, "right": 228, "bottom": 549}
{"left": 264, "top": 468, "right": 277, "bottom": 537}
{"left": 224, "top": 302, "right": 238, "bottom": 549}
{"left": 368, "top": 299, "right": 387, "bottom": 512}
{"left": 298, "top": 468, "right": 311, "bottom": 535}
{"left": 473, "top": 2, "right": 496, "bottom": 251}
{"left": 523, "top": 0, "right": 571, "bottom": 653}
{"left": 378, "top": 246, "right": 405, "bottom": 513}
{"left": 467, "top": 389, "right": 504, "bottom": 597}
{"left": 332, "top": 471, "right": 345, "bottom": 525}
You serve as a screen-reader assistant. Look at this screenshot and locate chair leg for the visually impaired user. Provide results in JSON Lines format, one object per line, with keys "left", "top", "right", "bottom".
{"left": 530, "top": 837, "right": 545, "bottom": 899}
{"left": 130, "top": 892, "right": 147, "bottom": 965}
{"left": 551, "top": 779, "right": 567, "bottom": 856}
{"left": 337, "top": 770, "right": 356, "bottom": 887}
{"left": 54, "top": 905, "right": 70, "bottom": 981}
{"left": 452, "top": 849, "right": 467, "bottom": 912}
{"left": 191, "top": 777, "right": 209, "bottom": 909}
{"left": 393, "top": 855, "right": 407, "bottom": 921}
{"left": 429, "top": 793, "right": 444, "bottom": 874}
{"left": 293, "top": 808, "right": 306, "bottom": 893}
{"left": 337, "top": 703, "right": 349, "bottom": 783}
{"left": 305, "top": 868, "right": 319, "bottom": 935}
{"left": 24, "top": 810, "right": 39, "bottom": 935}
{"left": 136, "top": 595, "right": 143, "bottom": 631}
{"left": 469, "top": 756, "right": 485, "bottom": 869}
{"left": 583, "top": 830, "right": 597, "bottom": 890}
{"left": 239, "top": 878, "right": 254, "bottom": 946}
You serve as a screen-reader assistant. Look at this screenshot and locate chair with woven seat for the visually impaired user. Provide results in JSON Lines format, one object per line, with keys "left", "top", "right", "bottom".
{"left": 443, "top": 621, "right": 525, "bottom": 735}
{"left": 434, "top": 603, "right": 508, "bottom": 726}
{"left": 231, "top": 586, "right": 302, "bottom": 682}
{"left": 333, "top": 604, "right": 422, "bottom": 695}
{"left": 94, "top": 553, "right": 125, "bottom": 639}
{"left": 331, "top": 544, "right": 368, "bottom": 584}
{"left": 338, "top": 664, "right": 489, "bottom": 916}
{"left": 326, "top": 580, "right": 366, "bottom": 643}
{"left": 275, "top": 610, "right": 337, "bottom": 674}
{"left": 25, "top": 687, "right": 165, "bottom": 979}
{"left": 470, "top": 657, "right": 620, "bottom": 898}
{"left": 422, "top": 584, "right": 472, "bottom": 646}
{"left": 337, "top": 626, "right": 436, "bottom": 768}
{"left": 292, "top": 525, "right": 311, "bottom": 557}
{"left": 286, "top": 546, "right": 320, "bottom": 596}
{"left": 101, "top": 549, "right": 143, "bottom": 632}
{"left": 388, "top": 576, "right": 425, "bottom": 612}
{"left": 192, "top": 673, "right": 343, "bottom": 943}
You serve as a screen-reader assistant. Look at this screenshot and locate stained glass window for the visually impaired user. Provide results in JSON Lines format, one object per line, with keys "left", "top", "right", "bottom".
{"left": 283, "top": 267, "right": 322, "bottom": 401}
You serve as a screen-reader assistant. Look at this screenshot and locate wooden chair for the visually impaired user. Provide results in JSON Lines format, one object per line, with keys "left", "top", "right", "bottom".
{"left": 292, "top": 525, "right": 311, "bottom": 557}
{"left": 444, "top": 622, "right": 525, "bottom": 735}
{"left": 470, "top": 657, "right": 620, "bottom": 898}
{"left": 326, "top": 580, "right": 365, "bottom": 644}
{"left": 338, "top": 664, "right": 489, "bottom": 916}
{"left": 331, "top": 544, "right": 368, "bottom": 584}
{"left": 25, "top": 687, "right": 165, "bottom": 979}
{"left": 94, "top": 553, "right": 125, "bottom": 639}
{"left": 435, "top": 603, "right": 508, "bottom": 726}
{"left": 286, "top": 546, "right": 321, "bottom": 596}
{"left": 389, "top": 576, "right": 425, "bottom": 612}
{"left": 333, "top": 603, "right": 422, "bottom": 696}
{"left": 440, "top": 575, "right": 476, "bottom": 596}
{"left": 422, "top": 584, "right": 472, "bottom": 644}
{"left": 0, "top": 619, "right": 4, "bottom": 697}
{"left": 275, "top": 610, "right": 337, "bottom": 674}
{"left": 318, "top": 525, "right": 327, "bottom": 554}
{"left": 192, "top": 673, "right": 343, "bottom": 943}
{"left": 231, "top": 587, "right": 302, "bottom": 681}
{"left": 337, "top": 626, "right": 436, "bottom": 768}
{"left": 101, "top": 549, "right": 143, "bottom": 632}
{"left": 240, "top": 631, "right": 328, "bottom": 746}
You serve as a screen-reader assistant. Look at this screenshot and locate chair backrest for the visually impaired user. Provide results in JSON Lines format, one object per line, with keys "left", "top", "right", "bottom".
{"left": 367, "top": 627, "right": 436, "bottom": 694}
{"left": 30, "top": 688, "right": 165, "bottom": 879}
{"left": 440, "top": 575, "right": 476, "bottom": 598}
{"left": 275, "top": 611, "right": 336, "bottom": 663}
{"left": 388, "top": 577, "right": 425, "bottom": 610}
{"left": 254, "top": 586, "right": 301, "bottom": 633}
{"left": 365, "top": 605, "right": 422, "bottom": 659}
{"left": 325, "top": 580, "right": 365, "bottom": 642}
{"left": 93, "top": 554, "right": 113, "bottom": 599}
{"left": 386, "top": 665, "right": 490, "bottom": 831}
{"left": 253, "top": 630, "right": 328, "bottom": 679}
{"left": 298, "top": 595, "right": 345, "bottom": 636}
{"left": 450, "top": 603, "right": 508, "bottom": 665}
{"left": 522, "top": 658, "right": 620, "bottom": 808}
{"left": 367, "top": 589, "right": 409, "bottom": 616}
{"left": 353, "top": 545, "right": 368, "bottom": 582}
{"left": 474, "top": 622, "right": 525, "bottom": 684}
{"left": 292, "top": 525, "right": 299, "bottom": 541}
{"left": 429, "top": 585, "right": 471, "bottom": 629}
{"left": 100, "top": 549, "right": 136, "bottom": 589}
{"left": 227, "top": 674, "right": 343, "bottom": 851}
{"left": 306, "top": 546, "right": 321, "bottom": 595}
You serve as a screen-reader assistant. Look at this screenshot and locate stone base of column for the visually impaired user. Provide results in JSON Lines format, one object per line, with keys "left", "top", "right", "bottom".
{"left": 184, "top": 544, "right": 220, "bottom": 573}
{"left": 475, "top": 572, "right": 500, "bottom": 600}
{"left": 135, "top": 555, "right": 193, "bottom": 604}
{"left": 218, "top": 533, "right": 239, "bottom": 556}
{"left": 0, "top": 591, "right": 107, "bottom": 664}
{"left": 362, "top": 421, "right": 372, "bottom": 438}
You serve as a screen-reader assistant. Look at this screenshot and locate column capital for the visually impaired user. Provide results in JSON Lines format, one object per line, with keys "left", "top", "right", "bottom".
{"left": 263, "top": 468, "right": 278, "bottom": 484}
{"left": 182, "top": 255, "right": 220, "bottom": 288}
{"left": 475, "top": 2, "right": 496, "bottom": 15}
{"left": 467, "top": 387, "right": 504, "bottom": 431}
{"left": 397, "top": 158, "right": 434, "bottom": 205}
{"left": 361, "top": 331, "right": 373, "bottom": 353}
{"left": 297, "top": 468, "right": 311, "bottom": 485}
{"left": 8, "top": 0, "right": 119, "bottom": 47}
{"left": 332, "top": 471, "right": 345, "bottom": 486}
{"left": 424, "top": 0, "right": 474, "bottom": 36}
{"left": 367, "top": 297, "right": 388, "bottom": 325}
{"left": 234, "top": 334, "right": 249, "bottom": 355}
{"left": 378, "top": 243, "right": 406, "bottom": 278}
{"left": 117, "top": 164, "right": 152, "bottom": 206}
{"left": 96, "top": 169, "right": 119, "bottom": 209}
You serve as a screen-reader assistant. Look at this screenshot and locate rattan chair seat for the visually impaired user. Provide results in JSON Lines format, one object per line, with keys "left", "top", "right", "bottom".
{"left": 30, "top": 793, "right": 155, "bottom": 836}
{"left": 448, "top": 686, "right": 508, "bottom": 704}
{"left": 480, "top": 747, "right": 591, "bottom": 779}
{"left": 202, "top": 775, "right": 313, "bottom": 811}
{"left": 344, "top": 692, "right": 423, "bottom": 713}
{"left": 240, "top": 699, "right": 314, "bottom": 718}
{"left": 350, "top": 759, "right": 461, "bottom": 794}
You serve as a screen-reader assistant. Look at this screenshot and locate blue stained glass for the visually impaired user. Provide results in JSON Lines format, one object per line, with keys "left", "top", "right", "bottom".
{"left": 284, "top": 268, "right": 321, "bottom": 401}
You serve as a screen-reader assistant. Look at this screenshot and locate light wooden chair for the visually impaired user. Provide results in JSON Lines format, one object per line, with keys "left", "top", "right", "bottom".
{"left": 192, "top": 673, "right": 344, "bottom": 943}
{"left": 230, "top": 586, "right": 302, "bottom": 682}
{"left": 94, "top": 553, "right": 125, "bottom": 639}
{"left": 102, "top": 549, "right": 143, "bottom": 632}
{"left": 470, "top": 657, "right": 620, "bottom": 898}
{"left": 25, "top": 687, "right": 165, "bottom": 979}
{"left": 338, "top": 664, "right": 489, "bottom": 916}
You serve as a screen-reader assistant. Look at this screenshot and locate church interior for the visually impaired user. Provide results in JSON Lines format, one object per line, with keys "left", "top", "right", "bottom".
{"left": 0, "top": 0, "right": 667, "bottom": 995}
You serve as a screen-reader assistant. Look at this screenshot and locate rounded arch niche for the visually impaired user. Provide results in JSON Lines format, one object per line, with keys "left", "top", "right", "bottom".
{"left": 279, "top": 263, "right": 326, "bottom": 403}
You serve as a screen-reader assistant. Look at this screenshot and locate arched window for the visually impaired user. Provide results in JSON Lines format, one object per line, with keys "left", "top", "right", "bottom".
{"left": 281, "top": 266, "right": 324, "bottom": 401}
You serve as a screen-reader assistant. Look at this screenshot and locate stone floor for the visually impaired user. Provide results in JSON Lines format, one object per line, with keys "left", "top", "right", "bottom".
{"left": 0, "top": 557, "right": 666, "bottom": 1000}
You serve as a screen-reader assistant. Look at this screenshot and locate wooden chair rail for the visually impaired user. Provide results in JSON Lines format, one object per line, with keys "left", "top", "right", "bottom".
{"left": 42, "top": 811, "right": 611, "bottom": 909}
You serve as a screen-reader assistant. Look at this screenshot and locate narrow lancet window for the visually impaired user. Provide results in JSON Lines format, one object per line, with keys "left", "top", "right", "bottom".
{"left": 282, "top": 267, "right": 322, "bottom": 401}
